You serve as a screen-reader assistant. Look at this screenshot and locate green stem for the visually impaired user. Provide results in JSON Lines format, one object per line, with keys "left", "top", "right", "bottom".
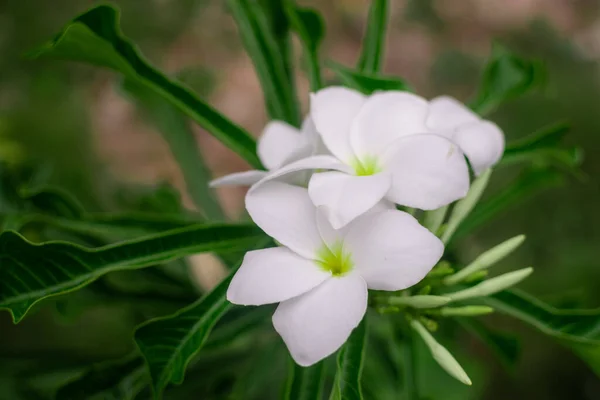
{"left": 402, "top": 329, "right": 418, "bottom": 400}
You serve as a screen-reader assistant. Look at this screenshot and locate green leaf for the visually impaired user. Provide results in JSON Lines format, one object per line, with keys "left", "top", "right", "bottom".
{"left": 19, "top": 186, "right": 85, "bottom": 219}
{"left": 357, "top": 0, "right": 389, "bottom": 73}
{"left": 458, "top": 318, "right": 520, "bottom": 368}
{"left": 121, "top": 79, "right": 223, "bottom": 219}
{"left": 227, "top": 0, "right": 300, "bottom": 125}
{"left": 29, "top": 5, "right": 261, "bottom": 168}
{"left": 483, "top": 290, "right": 600, "bottom": 345}
{"left": 329, "top": 62, "right": 411, "bottom": 94}
{"left": 285, "top": 3, "right": 325, "bottom": 91}
{"left": 283, "top": 360, "right": 325, "bottom": 400}
{"left": 470, "top": 44, "right": 546, "bottom": 115}
{"left": 134, "top": 267, "right": 236, "bottom": 399}
{"left": 329, "top": 316, "right": 368, "bottom": 400}
{"left": 0, "top": 223, "right": 263, "bottom": 323}
{"left": 482, "top": 290, "right": 600, "bottom": 375}
{"left": 55, "top": 355, "right": 146, "bottom": 400}
{"left": 451, "top": 168, "right": 565, "bottom": 243}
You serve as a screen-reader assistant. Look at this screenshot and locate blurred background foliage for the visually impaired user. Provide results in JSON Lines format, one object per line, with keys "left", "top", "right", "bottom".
{"left": 1, "top": 0, "right": 599, "bottom": 399}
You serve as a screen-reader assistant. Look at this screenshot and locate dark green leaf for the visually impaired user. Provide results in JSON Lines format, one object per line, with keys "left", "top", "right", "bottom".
{"left": 134, "top": 267, "right": 236, "bottom": 399}
{"left": 500, "top": 122, "right": 583, "bottom": 174}
{"left": 55, "top": 355, "right": 146, "bottom": 400}
{"left": 357, "top": 0, "right": 389, "bottom": 74}
{"left": 227, "top": 0, "right": 300, "bottom": 125}
{"left": 451, "top": 168, "right": 565, "bottom": 243}
{"left": 121, "top": 79, "right": 224, "bottom": 220}
{"left": 482, "top": 290, "right": 600, "bottom": 375}
{"left": 29, "top": 5, "right": 261, "bottom": 168}
{"left": 283, "top": 359, "right": 325, "bottom": 400}
{"left": 483, "top": 290, "right": 600, "bottom": 345}
{"left": 329, "top": 316, "right": 368, "bottom": 400}
{"left": 0, "top": 223, "right": 263, "bottom": 323}
{"left": 329, "top": 62, "right": 411, "bottom": 95}
{"left": 19, "top": 186, "right": 85, "bottom": 219}
{"left": 458, "top": 318, "right": 520, "bottom": 368}
{"left": 470, "top": 44, "right": 546, "bottom": 115}
{"left": 285, "top": 4, "right": 325, "bottom": 91}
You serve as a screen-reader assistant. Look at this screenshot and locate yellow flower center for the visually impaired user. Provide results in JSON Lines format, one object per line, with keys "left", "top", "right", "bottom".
{"left": 315, "top": 241, "right": 353, "bottom": 277}
{"left": 351, "top": 155, "right": 382, "bottom": 176}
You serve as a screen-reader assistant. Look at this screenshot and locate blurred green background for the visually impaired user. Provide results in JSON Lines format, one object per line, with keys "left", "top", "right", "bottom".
{"left": 1, "top": 0, "right": 599, "bottom": 399}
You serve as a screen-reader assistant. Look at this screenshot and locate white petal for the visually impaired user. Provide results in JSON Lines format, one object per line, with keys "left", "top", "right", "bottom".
{"left": 302, "top": 117, "right": 331, "bottom": 156}
{"left": 209, "top": 170, "right": 268, "bottom": 187}
{"left": 350, "top": 91, "right": 429, "bottom": 158}
{"left": 272, "top": 273, "right": 367, "bottom": 366}
{"left": 344, "top": 210, "right": 443, "bottom": 290}
{"left": 227, "top": 247, "right": 330, "bottom": 306}
{"left": 383, "top": 134, "right": 470, "bottom": 210}
{"left": 454, "top": 121, "right": 505, "bottom": 175}
{"left": 426, "top": 96, "right": 480, "bottom": 134}
{"left": 308, "top": 171, "right": 391, "bottom": 229}
{"left": 258, "top": 121, "right": 313, "bottom": 170}
{"left": 246, "top": 182, "right": 322, "bottom": 259}
{"left": 310, "top": 87, "right": 366, "bottom": 163}
{"left": 251, "top": 155, "right": 352, "bottom": 189}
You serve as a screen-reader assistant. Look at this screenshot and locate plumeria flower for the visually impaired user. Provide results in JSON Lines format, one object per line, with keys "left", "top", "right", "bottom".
{"left": 227, "top": 181, "right": 443, "bottom": 366}
{"left": 427, "top": 96, "right": 505, "bottom": 175}
{"left": 210, "top": 118, "right": 322, "bottom": 187}
{"left": 247, "top": 87, "right": 471, "bottom": 229}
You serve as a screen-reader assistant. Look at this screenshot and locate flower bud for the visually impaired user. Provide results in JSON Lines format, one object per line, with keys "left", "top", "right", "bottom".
{"left": 439, "top": 306, "right": 494, "bottom": 317}
{"left": 444, "top": 235, "right": 526, "bottom": 285}
{"left": 446, "top": 267, "right": 533, "bottom": 301}
{"left": 388, "top": 295, "right": 451, "bottom": 309}
{"left": 411, "top": 319, "right": 472, "bottom": 386}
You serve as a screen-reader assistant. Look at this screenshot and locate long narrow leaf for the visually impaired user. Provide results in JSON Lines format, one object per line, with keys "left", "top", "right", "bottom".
{"left": 283, "top": 360, "right": 325, "bottom": 400}
{"left": 228, "top": 0, "right": 300, "bottom": 125}
{"left": 329, "top": 316, "right": 368, "bottom": 400}
{"left": 29, "top": 5, "right": 261, "bottom": 168}
{"left": 329, "top": 62, "right": 411, "bottom": 94}
{"left": 357, "top": 0, "right": 389, "bottom": 73}
{"left": 0, "top": 223, "right": 263, "bottom": 323}
{"left": 285, "top": 3, "right": 325, "bottom": 91}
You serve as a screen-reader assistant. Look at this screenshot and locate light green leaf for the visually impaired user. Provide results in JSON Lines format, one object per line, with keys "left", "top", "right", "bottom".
{"left": 29, "top": 5, "right": 261, "bottom": 168}
{"left": 121, "top": 79, "right": 223, "bottom": 220}
{"left": 357, "top": 0, "right": 389, "bottom": 73}
{"left": 0, "top": 223, "right": 263, "bottom": 323}
{"left": 134, "top": 267, "right": 236, "bottom": 399}
{"left": 329, "top": 61, "right": 412, "bottom": 94}
{"left": 228, "top": 0, "right": 300, "bottom": 125}
{"left": 283, "top": 360, "right": 325, "bottom": 400}
{"left": 441, "top": 169, "right": 492, "bottom": 244}
{"left": 329, "top": 316, "right": 368, "bottom": 400}
{"left": 285, "top": 3, "right": 325, "bottom": 91}
{"left": 470, "top": 44, "right": 546, "bottom": 115}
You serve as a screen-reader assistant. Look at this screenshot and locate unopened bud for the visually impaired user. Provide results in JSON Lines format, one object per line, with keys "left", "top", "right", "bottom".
{"left": 439, "top": 306, "right": 494, "bottom": 317}
{"left": 446, "top": 267, "right": 533, "bottom": 302}
{"left": 388, "top": 295, "right": 451, "bottom": 309}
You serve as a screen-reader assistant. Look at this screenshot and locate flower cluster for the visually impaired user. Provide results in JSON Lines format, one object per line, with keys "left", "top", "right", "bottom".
{"left": 212, "top": 87, "right": 505, "bottom": 366}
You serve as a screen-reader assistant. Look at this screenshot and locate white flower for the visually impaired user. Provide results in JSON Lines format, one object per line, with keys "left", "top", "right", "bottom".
{"left": 427, "top": 96, "right": 505, "bottom": 175}
{"left": 248, "top": 87, "right": 471, "bottom": 229}
{"left": 210, "top": 118, "right": 322, "bottom": 187}
{"left": 227, "top": 181, "right": 443, "bottom": 366}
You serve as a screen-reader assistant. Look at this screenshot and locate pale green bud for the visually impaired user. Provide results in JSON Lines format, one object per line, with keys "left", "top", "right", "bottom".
{"left": 438, "top": 306, "right": 495, "bottom": 317}
{"left": 444, "top": 235, "right": 526, "bottom": 285}
{"left": 441, "top": 169, "right": 492, "bottom": 244}
{"left": 423, "top": 205, "right": 448, "bottom": 235}
{"left": 388, "top": 295, "right": 451, "bottom": 309}
{"left": 411, "top": 319, "right": 472, "bottom": 386}
{"left": 446, "top": 267, "right": 533, "bottom": 302}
